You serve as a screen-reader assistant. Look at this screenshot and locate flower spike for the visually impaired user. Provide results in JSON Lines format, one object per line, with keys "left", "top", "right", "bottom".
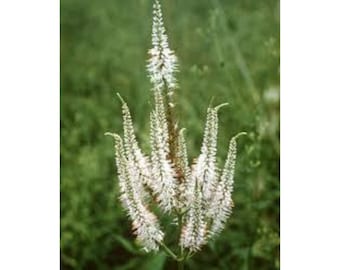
{"left": 117, "top": 93, "right": 152, "bottom": 190}
{"left": 208, "top": 132, "right": 247, "bottom": 238}
{"left": 111, "top": 133, "right": 164, "bottom": 252}
{"left": 147, "top": 0, "right": 178, "bottom": 93}
{"left": 150, "top": 111, "right": 178, "bottom": 212}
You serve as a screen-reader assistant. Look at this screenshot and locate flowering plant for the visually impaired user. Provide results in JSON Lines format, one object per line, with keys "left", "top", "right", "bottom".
{"left": 106, "top": 1, "right": 245, "bottom": 268}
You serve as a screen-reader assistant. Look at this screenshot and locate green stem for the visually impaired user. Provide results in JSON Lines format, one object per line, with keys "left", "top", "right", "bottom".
{"left": 177, "top": 213, "right": 185, "bottom": 269}
{"left": 159, "top": 242, "right": 178, "bottom": 261}
{"left": 177, "top": 213, "right": 183, "bottom": 253}
{"left": 178, "top": 260, "right": 184, "bottom": 270}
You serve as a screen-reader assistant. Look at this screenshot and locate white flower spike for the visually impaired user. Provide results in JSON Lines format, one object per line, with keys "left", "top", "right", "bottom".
{"left": 147, "top": 0, "right": 178, "bottom": 93}
{"left": 150, "top": 110, "right": 178, "bottom": 212}
{"left": 106, "top": 133, "right": 164, "bottom": 252}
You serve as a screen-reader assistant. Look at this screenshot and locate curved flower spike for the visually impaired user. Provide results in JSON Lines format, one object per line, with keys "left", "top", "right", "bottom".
{"left": 116, "top": 93, "right": 152, "bottom": 190}
{"left": 106, "top": 133, "right": 164, "bottom": 252}
{"left": 193, "top": 103, "right": 229, "bottom": 202}
{"left": 208, "top": 132, "right": 247, "bottom": 238}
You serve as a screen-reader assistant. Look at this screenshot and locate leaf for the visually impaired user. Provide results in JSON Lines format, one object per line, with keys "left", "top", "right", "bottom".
{"left": 114, "top": 258, "right": 141, "bottom": 270}
{"left": 113, "top": 235, "right": 143, "bottom": 255}
{"left": 141, "top": 253, "right": 167, "bottom": 270}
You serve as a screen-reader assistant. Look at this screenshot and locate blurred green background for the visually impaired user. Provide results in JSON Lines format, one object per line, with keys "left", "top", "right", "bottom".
{"left": 61, "top": 0, "right": 279, "bottom": 269}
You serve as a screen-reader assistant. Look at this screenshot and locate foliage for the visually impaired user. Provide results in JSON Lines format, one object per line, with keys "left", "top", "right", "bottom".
{"left": 61, "top": 0, "right": 280, "bottom": 269}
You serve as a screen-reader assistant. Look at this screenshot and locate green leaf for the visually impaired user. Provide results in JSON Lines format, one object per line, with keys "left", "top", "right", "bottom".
{"left": 113, "top": 234, "right": 143, "bottom": 255}
{"left": 115, "top": 258, "right": 141, "bottom": 270}
{"left": 141, "top": 253, "right": 167, "bottom": 270}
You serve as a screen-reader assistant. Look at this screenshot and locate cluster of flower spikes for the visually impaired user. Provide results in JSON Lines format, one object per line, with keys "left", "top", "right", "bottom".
{"left": 106, "top": 0, "right": 246, "bottom": 253}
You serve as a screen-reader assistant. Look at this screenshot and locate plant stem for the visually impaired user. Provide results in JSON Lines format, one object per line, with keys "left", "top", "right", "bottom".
{"left": 178, "top": 260, "right": 184, "bottom": 270}
{"left": 159, "top": 242, "right": 178, "bottom": 261}
{"left": 164, "top": 86, "right": 178, "bottom": 158}
{"left": 177, "top": 213, "right": 185, "bottom": 269}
